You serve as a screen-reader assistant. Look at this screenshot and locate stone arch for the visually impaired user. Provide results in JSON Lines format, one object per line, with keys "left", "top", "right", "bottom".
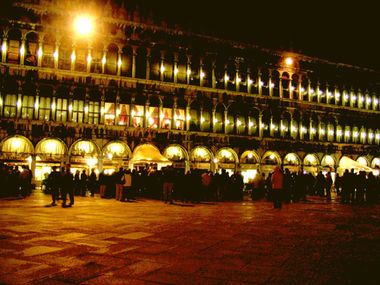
{"left": 0, "top": 135, "right": 34, "bottom": 159}
{"left": 35, "top": 137, "right": 68, "bottom": 160}
{"left": 240, "top": 150, "right": 260, "bottom": 164}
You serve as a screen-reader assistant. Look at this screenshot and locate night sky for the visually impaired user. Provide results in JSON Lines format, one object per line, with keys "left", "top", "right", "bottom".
{"left": 0, "top": 0, "right": 378, "bottom": 70}
{"left": 125, "top": 0, "right": 379, "bottom": 71}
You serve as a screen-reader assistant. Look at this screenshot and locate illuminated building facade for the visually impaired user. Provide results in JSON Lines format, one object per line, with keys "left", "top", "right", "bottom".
{"left": 0, "top": 0, "right": 379, "bottom": 183}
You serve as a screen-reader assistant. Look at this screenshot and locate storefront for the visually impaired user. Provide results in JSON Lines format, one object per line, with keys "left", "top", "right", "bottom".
{"left": 303, "top": 154, "right": 319, "bottom": 175}
{"left": 260, "top": 151, "right": 281, "bottom": 176}
{"left": 190, "top": 146, "right": 213, "bottom": 171}
{"left": 215, "top": 148, "right": 238, "bottom": 176}
{"left": 163, "top": 144, "right": 189, "bottom": 172}
{"left": 0, "top": 135, "right": 34, "bottom": 169}
{"left": 35, "top": 138, "right": 67, "bottom": 182}
{"left": 129, "top": 143, "right": 172, "bottom": 170}
{"left": 283, "top": 153, "right": 301, "bottom": 173}
{"left": 69, "top": 139, "right": 100, "bottom": 175}
{"left": 239, "top": 150, "right": 260, "bottom": 183}
{"left": 321, "top": 154, "right": 336, "bottom": 174}
{"left": 102, "top": 140, "right": 131, "bottom": 174}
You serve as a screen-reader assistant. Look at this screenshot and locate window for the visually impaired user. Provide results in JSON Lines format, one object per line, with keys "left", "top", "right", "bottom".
{"left": 131, "top": 105, "right": 144, "bottom": 127}
{"left": 56, "top": 98, "right": 67, "bottom": 122}
{"left": 88, "top": 101, "right": 100, "bottom": 124}
{"left": 39, "top": 97, "right": 51, "bottom": 121}
{"left": 104, "top": 102, "right": 115, "bottom": 125}
{"left": 21, "top": 95, "right": 34, "bottom": 119}
{"left": 72, "top": 99, "right": 84, "bottom": 123}
{"left": 3, "top": 94, "right": 17, "bottom": 118}
{"left": 118, "top": 104, "right": 129, "bottom": 126}
{"left": 161, "top": 108, "right": 172, "bottom": 129}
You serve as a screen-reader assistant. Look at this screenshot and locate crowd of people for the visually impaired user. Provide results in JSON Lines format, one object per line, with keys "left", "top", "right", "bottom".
{"left": 0, "top": 163, "right": 33, "bottom": 198}
{"left": 1, "top": 162, "right": 380, "bottom": 209}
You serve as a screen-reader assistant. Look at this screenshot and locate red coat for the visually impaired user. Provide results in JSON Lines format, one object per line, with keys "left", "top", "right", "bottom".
{"left": 271, "top": 169, "right": 284, "bottom": 190}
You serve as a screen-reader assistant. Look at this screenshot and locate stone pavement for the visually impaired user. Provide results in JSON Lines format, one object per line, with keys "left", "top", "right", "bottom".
{"left": 1, "top": 191, "right": 380, "bottom": 285}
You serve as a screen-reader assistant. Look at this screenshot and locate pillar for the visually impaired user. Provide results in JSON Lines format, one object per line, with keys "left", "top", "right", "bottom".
{"left": 54, "top": 42, "right": 59, "bottom": 69}
{"left": 146, "top": 48, "right": 151, "bottom": 80}
{"left": 257, "top": 71, "right": 262, "bottom": 96}
{"left": 259, "top": 114, "right": 263, "bottom": 138}
{"left": 247, "top": 68, "right": 252, "bottom": 94}
{"left": 34, "top": 88, "right": 40, "bottom": 120}
{"left": 1, "top": 37, "right": 7, "bottom": 62}
{"left": 199, "top": 58, "right": 204, "bottom": 87}
{"left": 279, "top": 77, "right": 283, "bottom": 98}
{"left": 19, "top": 38, "right": 26, "bottom": 65}
{"left": 173, "top": 52, "right": 178, "bottom": 83}
{"left": 70, "top": 44, "right": 76, "bottom": 71}
{"left": 186, "top": 55, "right": 191, "bottom": 84}
{"left": 132, "top": 46, "right": 137, "bottom": 78}
{"left": 185, "top": 105, "right": 190, "bottom": 130}
{"left": 307, "top": 80, "right": 312, "bottom": 102}
{"left": 160, "top": 51, "right": 165, "bottom": 81}
{"left": 224, "top": 65, "right": 228, "bottom": 90}
{"left": 37, "top": 40, "right": 43, "bottom": 67}
{"left": 288, "top": 78, "right": 293, "bottom": 99}
{"left": 101, "top": 49, "right": 107, "bottom": 74}
{"left": 86, "top": 47, "right": 92, "bottom": 73}
{"left": 224, "top": 110, "right": 228, "bottom": 134}
{"left": 117, "top": 50, "right": 122, "bottom": 76}
{"left": 268, "top": 75, "right": 273, "bottom": 97}
{"left": 211, "top": 60, "right": 216, "bottom": 89}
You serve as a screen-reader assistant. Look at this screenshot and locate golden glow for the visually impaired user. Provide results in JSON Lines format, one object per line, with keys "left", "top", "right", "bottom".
{"left": 200, "top": 116, "right": 205, "bottom": 124}
{"left": 71, "top": 51, "right": 76, "bottom": 63}
{"left": 76, "top": 141, "right": 92, "bottom": 154}
{"left": 20, "top": 45, "right": 25, "bottom": 56}
{"left": 374, "top": 98, "right": 379, "bottom": 105}
{"left": 270, "top": 82, "right": 275, "bottom": 88}
{"left": 53, "top": 50, "right": 58, "bottom": 60}
{"left": 345, "top": 130, "right": 351, "bottom": 137}
{"left": 236, "top": 120, "right": 242, "bottom": 127}
{"left": 165, "top": 146, "right": 182, "bottom": 159}
{"left": 225, "top": 119, "right": 230, "bottom": 125}
{"left": 74, "top": 15, "right": 94, "bottom": 36}
{"left": 194, "top": 148, "right": 207, "bottom": 158}
{"left": 86, "top": 158, "right": 97, "bottom": 167}
{"left": 247, "top": 152, "right": 253, "bottom": 159}
{"left": 12, "top": 138, "right": 22, "bottom": 149}
{"left": 236, "top": 77, "right": 241, "bottom": 83}
{"left": 352, "top": 95, "right": 357, "bottom": 101}
{"left": 300, "top": 87, "right": 305, "bottom": 92}
{"left": 353, "top": 131, "right": 359, "bottom": 138}
{"left": 305, "top": 155, "right": 316, "bottom": 165}
{"left": 328, "top": 129, "right": 334, "bottom": 136}
{"left": 68, "top": 104, "right": 72, "bottom": 112}
{"left": 311, "top": 128, "right": 316, "bottom": 134}
{"left": 200, "top": 71, "right": 205, "bottom": 79}
{"left": 285, "top": 57, "right": 293, "bottom": 66}
{"left": 1, "top": 42, "right": 7, "bottom": 52}
{"left": 117, "top": 58, "right": 122, "bottom": 68}
{"left": 175, "top": 121, "right": 180, "bottom": 128}
{"left": 224, "top": 75, "right": 229, "bottom": 81}
{"left": 324, "top": 155, "right": 334, "bottom": 166}
{"left": 148, "top": 117, "right": 154, "bottom": 125}
{"left": 269, "top": 154, "right": 275, "bottom": 160}
{"left": 16, "top": 99, "right": 21, "bottom": 108}
{"left": 301, "top": 127, "right": 307, "bottom": 133}
{"left": 248, "top": 79, "right": 253, "bottom": 85}
{"left": 213, "top": 118, "right": 218, "bottom": 124}
{"left": 87, "top": 54, "right": 92, "bottom": 64}
{"left": 174, "top": 67, "right": 179, "bottom": 75}
{"left": 357, "top": 157, "right": 367, "bottom": 166}
{"left": 372, "top": 158, "right": 380, "bottom": 167}
{"left": 160, "top": 65, "right": 165, "bottom": 73}
{"left": 84, "top": 106, "right": 89, "bottom": 113}
{"left": 337, "top": 130, "right": 342, "bottom": 136}
{"left": 213, "top": 158, "right": 218, "bottom": 163}
{"left": 37, "top": 47, "right": 43, "bottom": 58}
{"left": 187, "top": 69, "right": 191, "bottom": 76}
{"left": 101, "top": 56, "right": 106, "bottom": 65}
{"left": 248, "top": 121, "right": 254, "bottom": 128}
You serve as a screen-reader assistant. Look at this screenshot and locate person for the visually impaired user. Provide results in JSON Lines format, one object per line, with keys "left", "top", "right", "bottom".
{"left": 62, "top": 166, "right": 74, "bottom": 207}
{"left": 115, "top": 167, "right": 124, "bottom": 201}
{"left": 48, "top": 166, "right": 60, "bottom": 206}
{"left": 80, "top": 169, "right": 88, "bottom": 197}
{"left": 74, "top": 170, "right": 81, "bottom": 195}
{"left": 98, "top": 171, "right": 106, "bottom": 198}
{"left": 271, "top": 166, "right": 284, "bottom": 209}
{"left": 88, "top": 169, "right": 97, "bottom": 197}
{"left": 122, "top": 169, "right": 133, "bottom": 201}
{"left": 325, "top": 172, "right": 333, "bottom": 201}
{"left": 162, "top": 166, "right": 175, "bottom": 204}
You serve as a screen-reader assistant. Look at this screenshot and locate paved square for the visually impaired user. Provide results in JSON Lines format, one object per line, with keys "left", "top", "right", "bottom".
{"left": 1, "top": 192, "right": 380, "bottom": 284}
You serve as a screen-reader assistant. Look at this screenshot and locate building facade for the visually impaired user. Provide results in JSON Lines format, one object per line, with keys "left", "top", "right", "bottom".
{"left": 0, "top": 0, "right": 379, "bottom": 183}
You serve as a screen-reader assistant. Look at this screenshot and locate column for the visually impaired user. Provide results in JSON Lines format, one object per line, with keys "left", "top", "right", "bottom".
{"left": 224, "top": 65, "right": 228, "bottom": 90}
{"left": 160, "top": 51, "right": 165, "bottom": 81}
{"left": 1, "top": 37, "right": 7, "bottom": 62}
{"left": 288, "top": 78, "right": 293, "bottom": 99}
{"left": 146, "top": 48, "right": 151, "bottom": 80}
{"left": 316, "top": 82, "right": 321, "bottom": 103}
{"left": 143, "top": 102, "right": 149, "bottom": 128}
{"left": 235, "top": 69, "right": 239, "bottom": 92}
{"left": 307, "top": 80, "right": 312, "bottom": 102}
{"left": 68, "top": 89, "right": 73, "bottom": 122}
{"left": 16, "top": 86, "right": 22, "bottom": 118}
{"left": 84, "top": 89, "right": 89, "bottom": 123}
{"left": 257, "top": 72, "right": 262, "bottom": 96}
{"left": 186, "top": 55, "right": 191, "bottom": 84}
{"left": 53, "top": 41, "right": 59, "bottom": 69}
{"left": 100, "top": 90, "right": 105, "bottom": 124}
{"left": 19, "top": 37, "right": 26, "bottom": 65}
{"left": 86, "top": 47, "right": 92, "bottom": 73}
{"left": 224, "top": 110, "right": 228, "bottom": 134}
{"left": 268, "top": 75, "right": 273, "bottom": 97}
{"left": 212, "top": 108, "right": 217, "bottom": 133}
{"left": 185, "top": 105, "right": 190, "bottom": 130}
{"left": 247, "top": 68, "right": 252, "bottom": 94}
{"left": 70, "top": 44, "right": 76, "bottom": 71}
{"left": 101, "top": 49, "right": 107, "bottom": 74}
{"left": 132, "top": 46, "right": 137, "bottom": 78}
{"left": 117, "top": 50, "right": 122, "bottom": 76}
{"left": 51, "top": 89, "right": 56, "bottom": 121}
{"left": 37, "top": 40, "right": 43, "bottom": 67}
{"left": 279, "top": 77, "right": 283, "bottom": 98}
{"left": 199, "top": 58, "right": 204, "bottom": 87}
{"left": 129, "top": 97, "right": 135, "bottom": 127}
{"left": 259, "top": 114, "right": 263, "bottom": 138}
{"left": 34, "top": 88, "right": 40, "bottom": 120}
{"left": 30, "top": 154, "right": 36, "bottom": 184}
{"left": 298, "top": 79, "right": 302, "bottom": 101}
{"left": 173, "top": 52, "right": 178, "bottom": 83}
{"left": 211, "top": 60, "right": 216, "bottom": 89}
{"left": 172, "top": 100, "right": 177, "bottom": 129}
{"left": 309, "top": 119, "right": 314, "bottom": 141}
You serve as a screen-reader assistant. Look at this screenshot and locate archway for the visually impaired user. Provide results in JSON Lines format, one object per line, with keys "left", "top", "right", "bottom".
{"left": 102, "top": 141, "right": 132, "bottom": 174}
{"left": 35, "top": 138, "right": 67, "bottom": 181}
{"left": 0, "top": 135, "right": 34, "bottom": 166}
{"left": 260, "top": 151, "right": 281, "bottom": 176}
{"left": 215, "top": 147, "right": 238, "bottom": 175}
{"left": 190, "top": 146, "right": 213, "bottom": 171}
{"left": 69, "top": 139, "right": 100, "bottom": 175}
{"left": 163, "top": 144, "right": 189, "bottom": 172}
{"left": 283, "top": 153, "right": 301, "bottom": 173}
{"left": 240, "top": 150, "right": 260, "bottom": 184}
{"left": 303, "top": 154, "right": 319, "bottom": 174}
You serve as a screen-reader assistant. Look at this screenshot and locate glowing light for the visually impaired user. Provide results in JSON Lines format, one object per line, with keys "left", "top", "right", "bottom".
{"left": 300, "top": 87, "right": 305, "bottom": 92}
{"left": 20, "top": 45, "right": 25, "bottom": 56}
{"left": 311, "top": 128, "right": 316, "bottom": 134}
{"left": 12, "top": 138, "right": 22, "bottom": 149}
{"left": 37, "top": 47, "right": 43, "bottom": 58}
{"left": 224, "top": 75, "right": 229, "bottom": 81}
{"left": 247, "top": 153, "right": 253, "bottom": 159}
{"left": 357, "top": 157, "right": 367, "bottom": 166}
{"left": 187, "top": 69, "right": 191, "bottom": 76}
{"left": 361, "top": 132, "right": 366, "bottom": 138}
{"left": 71, "top": 51, "right": 76, "bottom": 63}
{"left": 291, "top": 126, "right": 297, "bottom": 132}
{"left": 344, "top": 94, "right": 349, "bottom": 100}
{"left": 186, "top": 115, "right": 191, "bottom": 121}
{"left": 345, "top": 130, "right": 351, "bottom": 137}
{"left": 353, "top": 131, "right": 359, "bottom": 138}
{"left": 366, "top": 97, "right": 372, "bottom": 104}
{"left": 74, "top": 15, "right": 94, "bottom": 36}
{"left": 248, "top": 122, "right": 254, "bottom": 127}
{"left": 87, "top": 54, "right": 92, "bottom": 64}
{"left": 285, "top": 57, "right": 293, "bottom": 66}
{"left": 68, "top": 104, "right": 72, "bottom": 112}
{"left": 369, "top": 132, "right": 374, "bottom": 139}
{"left": 320, "top": 129, "right": 325, "bottom": 135}
{"left": 352, "top": 95, "right": 357, "bottom": 101}
{"left": 237, "top": 120, "right": 242, "bottom": 127}
{"left": 148, "top": 117, "right": 154, "bottom": 125}
{"left": 86, "top": 158, "right": 97, "bottom": 167}
{"left": 115, "top": 108, "right": 120, "bottom": 115}
{"left": 200, "top": 117, "right": 205, "bottom": 123}
{"left": 107, "top": 153, "right": 113, "bottom": 159}
{"left": 374, "top": 98, "right": 379, "bottom": 105}
{"left": 175, "top": 121, "right": 180, "bottom": 128}
{"left": 248, "top": 79, "right": 253, "bottom": 85}
{"left": 301, "top": 127, "right": 307, "bottom": 133}
{"left": 213, "top": 158, "right": 218, "bottom": 163}
{"left": 290, "top": 86, "right": 295, "bottom": 91}
{"left": 1, "top": 42, "right": 7, "bottom": 52}
{"left": 335, "top": 92, "right": 341, "bottom": 98}
{"left": 174, "top": 67, "right": 179, "bottom": 75}
{"left": 117, "top": 58, "right": 122, "bottom": 68}
{"left": 324, "top": 156, "right": 334, "bottom": 166}
{"left": 269, "top": 154, "right": 275, "bottom": 160}
{"left": 213, "top": 118, "right": 218, "bottom": 124}
{"left": 376, "top": 134, "right": 380, "bottom": 140}
{"left": 101, "top": 56, "right": 106, "bottom": 65}
{"left": 328, "top": 129, "right": 334, "bottom": 136}
{"left": 270, "top": 82, "right": 275, "bottom": 88}
{"left": 200, "top": 71, "right": 205, "bottom": 79}
{"left": 236, "top": 77, "right": 241, "bottom": 83}
{"left": 337, "top": 130, "right": 342, "bottom": 136}
{"left": 160, "top": 65, "right": 165, "bottom": 73}
{"left": 310, "top": 88, "right": 315, "bottom": 94}
{"left": 359, "top": 96, "right": 364, "bottom": 103}
{"left": 53, "top": 50, "right": 58, "bottom": 60}
{"left": 100, "top": 107, "right": 105, "bottom": 114}
{"left": 26, "top": 156, "right": 32, "bottom": 164}
{"left": 318, "top": 90, "right": 323, "bottom": 95}
{"left": 225, "top": 119, "right": 230, "bottom": 125}
{"left": 16, "top": 99, "right": 21, "bottom": 108}
{"left": 259, "top": 81, "right": 264, "bottom": 87}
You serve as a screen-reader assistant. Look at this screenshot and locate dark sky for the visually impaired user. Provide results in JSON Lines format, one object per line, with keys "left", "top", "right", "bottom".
{"left": 126, "top": 0, "right": 379, "bottom": 71}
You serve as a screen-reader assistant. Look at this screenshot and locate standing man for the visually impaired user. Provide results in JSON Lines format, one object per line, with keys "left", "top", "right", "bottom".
{"left": 80, "top": 169, "right": 88, "bottom": 197}
{"left": 122, "top": 169, "right": 133, "bottom": 201}
{"left": 88, "top": 168, "right": 97, "bottom": 197}
{"left": 162, "top": 166, "right": 174, "bottom": 204}
{"left": 49, "top": 166, "right": 60, "bottom": 206}
{"left": 271, "top": 166, "right": 284, "bottom": 209}
{"left": 62, "top": 166, "right": 74, "bottom": 207}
